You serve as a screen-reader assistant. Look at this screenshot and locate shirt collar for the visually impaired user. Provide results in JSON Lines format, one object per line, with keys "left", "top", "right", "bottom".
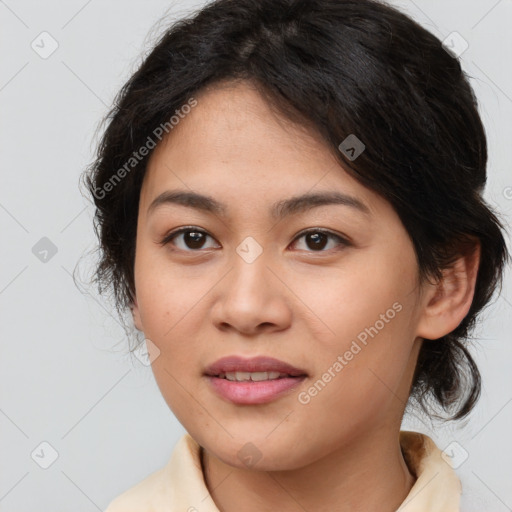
{"left": 397, "top": 430, "right": 462, "bottom": 511}
{"left": 105, "top": 430, "right": 462, "bottom": 511}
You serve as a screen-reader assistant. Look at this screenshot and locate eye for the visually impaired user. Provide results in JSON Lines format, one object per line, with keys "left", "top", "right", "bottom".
{"left": 159, "top": 226, "right": 350, "bottom": 253}
{"left": 159, "top": 227, "right": 219, "bottom": 251}
{"left": 290, "top": 228, "right": 350, "bottom": 252}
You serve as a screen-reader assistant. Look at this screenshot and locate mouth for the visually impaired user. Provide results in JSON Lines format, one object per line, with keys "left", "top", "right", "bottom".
{"left": 214, "top": 371, "right": 303, "bottom": 381}
{"left": 204, "top": 355, "right": 308, "bottom": 377}
{"left": 204, "top": 355, "right": 308, "bottom": 404}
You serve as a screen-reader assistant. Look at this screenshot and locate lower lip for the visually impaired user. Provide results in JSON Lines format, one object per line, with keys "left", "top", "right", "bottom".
{"left": 205, "top": 375, "right": 306, "bottom": 404}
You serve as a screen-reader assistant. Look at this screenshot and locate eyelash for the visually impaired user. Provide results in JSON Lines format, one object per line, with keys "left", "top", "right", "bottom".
{"left": 159, "top": 226, "right": 350, "bottom": 253}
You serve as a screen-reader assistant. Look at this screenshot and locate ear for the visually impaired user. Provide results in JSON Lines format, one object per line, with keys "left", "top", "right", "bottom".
{"left": 131, "top": 296, "right": 143, "bottom": 332}
{"left": 416, "top": 241, "right": 481, "bottom": 340}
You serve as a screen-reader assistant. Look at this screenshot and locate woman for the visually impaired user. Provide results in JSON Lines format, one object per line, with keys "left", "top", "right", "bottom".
{"left": 83, "top": 0, "right": 509, "bottom": 510}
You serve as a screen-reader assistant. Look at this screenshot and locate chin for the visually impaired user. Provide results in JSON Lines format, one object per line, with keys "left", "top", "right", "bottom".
{"left": 203, "top": 434, "right": 316, "bottom": 472}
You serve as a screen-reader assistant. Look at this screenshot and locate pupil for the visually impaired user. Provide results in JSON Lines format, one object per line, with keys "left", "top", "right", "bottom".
{"left": 307, "top": 232, "right": 327, "bottom": 250}
{"left": 182, "top": 232, "right": 328, "bottom": 250}
{"left": 185, "top": 231, "right": 205, "bottom": 249}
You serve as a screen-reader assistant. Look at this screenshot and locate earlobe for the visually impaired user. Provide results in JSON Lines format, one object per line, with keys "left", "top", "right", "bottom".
{"left": 131, "top": 296, "right": 143, "bottom": 332}
{"left": 416, "top": 242, "right": 481, "bottom": 341}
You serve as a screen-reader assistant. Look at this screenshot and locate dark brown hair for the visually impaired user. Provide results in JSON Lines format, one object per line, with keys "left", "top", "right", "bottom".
{"left": 81, "top": 0, "right": 510, "bottom": 421}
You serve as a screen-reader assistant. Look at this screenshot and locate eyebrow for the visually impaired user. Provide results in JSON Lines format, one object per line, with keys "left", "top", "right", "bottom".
{"left": 147, "top": 189, "right": 371, "bottom": 220}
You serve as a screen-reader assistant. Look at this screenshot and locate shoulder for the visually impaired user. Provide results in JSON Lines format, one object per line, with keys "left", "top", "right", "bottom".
{"left": 398, "top": 430, "right": 462, "bottom": 511}
{"left": 104, "top": 433, "right": 204, "bottom": 512}
{"left": 104, "top": 465, "right": 168, "bottom": 512}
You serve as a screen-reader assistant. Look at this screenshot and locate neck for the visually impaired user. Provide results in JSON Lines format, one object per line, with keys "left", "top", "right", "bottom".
{"left": 202, "top": 428, "right": 416, "bottom": 512}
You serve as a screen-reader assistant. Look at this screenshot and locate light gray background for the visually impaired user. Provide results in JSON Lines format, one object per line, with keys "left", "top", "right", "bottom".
{"left": 1, "top": 1, "right": 511, "bottom": 510}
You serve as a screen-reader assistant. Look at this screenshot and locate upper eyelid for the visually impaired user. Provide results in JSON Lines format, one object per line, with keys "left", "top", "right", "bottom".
{"left": 162, "top": 226, "right": 349, "bottom": 249}
{"left": 291, "top": 229, "right": 350, "bottom": 249}
{"left": 159, "top": 226, "right": 218, "bottom": 248}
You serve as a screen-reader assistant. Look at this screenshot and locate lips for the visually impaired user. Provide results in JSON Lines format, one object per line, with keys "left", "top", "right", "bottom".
{"left": 204, "top": 355, "right": 308, "bottom": 378}
{"left": 204, "top": 356, "right": 307, "bottom": 405}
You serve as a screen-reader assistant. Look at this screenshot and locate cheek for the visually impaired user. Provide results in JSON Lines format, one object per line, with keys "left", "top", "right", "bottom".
{"left": 133, "top": 246, "right": 210, "bottom": 338}
{"left": 293, "top": 249, "right": 419, "bottom": 402}
{"left": 326, "top": 317, "right": 414, "bottom": 402}
{"left": 133, "top": 251, "right": 214, "bottom": 387}
{"left": 294, "top": 308, "right": 416, "bottom": 446}
{"left": 295, "top": 252, "right": 417, "bottom": 350}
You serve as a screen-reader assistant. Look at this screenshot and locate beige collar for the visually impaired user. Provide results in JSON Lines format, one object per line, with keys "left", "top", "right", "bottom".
{"left": 397, "top": 430, "right": 462, "bottom": 511}
{"left": 105, "top": 430, "right": 462, "bottom": 511}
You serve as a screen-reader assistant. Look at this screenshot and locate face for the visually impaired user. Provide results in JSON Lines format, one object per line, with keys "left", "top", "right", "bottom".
{"left": 131, "top": 80, "right": 428, "bottom": 470}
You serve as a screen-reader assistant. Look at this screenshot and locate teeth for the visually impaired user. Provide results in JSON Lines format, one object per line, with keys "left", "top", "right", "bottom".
{"left": 220, "top": 371, "right": 288, "bottom": 381}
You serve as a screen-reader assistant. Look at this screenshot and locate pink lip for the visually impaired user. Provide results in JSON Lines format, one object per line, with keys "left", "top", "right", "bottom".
{"left": 206, "top": 376, "right": 306, "bottom": 404}
{"left": 204, "top": 355, "right": 308, "bottom": 405}
{"left": 204, "top": 355, "right": 307, "bottom": 376}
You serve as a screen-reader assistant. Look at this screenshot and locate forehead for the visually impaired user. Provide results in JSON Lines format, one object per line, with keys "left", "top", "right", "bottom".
{"left": 139, "top": 80, "right": 385, "bottom": 220}
{"left": 155, "top": 80, "right": 334, "bottom": 167}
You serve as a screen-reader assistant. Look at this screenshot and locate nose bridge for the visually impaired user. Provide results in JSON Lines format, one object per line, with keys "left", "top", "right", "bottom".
{"left": 211, "top": 238, "right": 291, "bottom": 333}
{"left": 229, "top": 238, "right": 272, "bottom": 302}
{"left": 235, "top": 235, "right": 266, "bottom": 266}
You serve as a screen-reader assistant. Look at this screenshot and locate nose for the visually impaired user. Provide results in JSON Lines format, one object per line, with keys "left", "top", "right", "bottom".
{"left": 210, "top": 251, "right": 292, "bottom": 336}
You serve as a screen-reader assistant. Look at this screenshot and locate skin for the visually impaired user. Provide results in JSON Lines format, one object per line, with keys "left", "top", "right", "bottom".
{"left": 131, "top": 79, "right": 480, "bottom": 512}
